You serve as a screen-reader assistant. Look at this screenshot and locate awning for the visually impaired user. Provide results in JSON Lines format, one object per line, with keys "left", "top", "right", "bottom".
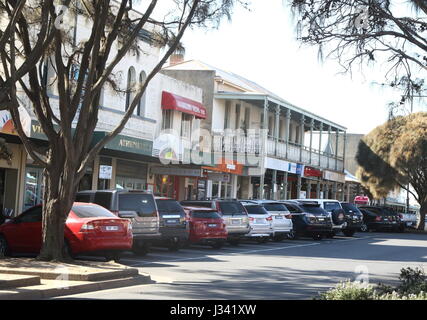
{"left": 161, "top": 91, "right": 206, "bottom": 119}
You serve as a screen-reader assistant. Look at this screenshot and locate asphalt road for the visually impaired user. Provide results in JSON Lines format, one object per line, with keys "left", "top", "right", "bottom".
{"left": 57, "top": 232, "right": 427, "bottom": 300}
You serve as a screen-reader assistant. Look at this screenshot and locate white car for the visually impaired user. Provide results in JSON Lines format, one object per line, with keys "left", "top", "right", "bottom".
{"left": 399, "top": 212, "right": 418, "bottom": 229}
{"left": 240, "top": 201, "right": 274, "bottom": 243}
{"left": 249, "top": 200, "right": 293, "bottom": 241}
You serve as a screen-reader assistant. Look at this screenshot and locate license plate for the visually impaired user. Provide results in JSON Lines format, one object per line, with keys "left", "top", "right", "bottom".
{"left": 318, "top": 218, "right": 324, "bottom": 221}
{"left": 232, "top": 219, "right": 241, "bottom": 225}
{"left": 166, "top": 219, "right": 178, "bottom": 224}
{"left": 208, "top": 224, "right": 217, "bottom": 228}
{"left": 407, "top": 222, "right": 413, "bottom": 226}
{"left": 275, "top": 216, "right": 283, "bottom": 219}
{"left": 105, "top": 226, "right": 119, "bottom": 231}
{"left": 256, "top": 219, "right": 264, "bottom": 224}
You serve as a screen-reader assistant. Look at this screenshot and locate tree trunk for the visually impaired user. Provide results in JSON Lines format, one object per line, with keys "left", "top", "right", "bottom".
{"left": 37, "top": 151, "right": 77, "bottom": 262}
{"left": 417, "top": 201, "right": 426, "bottom": 231}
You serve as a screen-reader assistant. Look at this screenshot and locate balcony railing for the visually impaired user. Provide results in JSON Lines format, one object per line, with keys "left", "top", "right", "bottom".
{"left": 211, "top": 134, "right": 344, "bottom": 172}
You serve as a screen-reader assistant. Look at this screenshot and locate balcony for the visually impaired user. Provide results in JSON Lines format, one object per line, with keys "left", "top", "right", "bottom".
{"left": 211, "top": 134, "right": 344, "bottom": 172}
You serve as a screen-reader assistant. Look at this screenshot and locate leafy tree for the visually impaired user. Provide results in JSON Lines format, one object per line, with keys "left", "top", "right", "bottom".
{"left": 356, "top": 112, "right": 427, "bottom": 230}
{"left": 289, "top": 0, "right": 427, "bottom": 109}
{"left": 0, "top": 0, "right": 246, "bottom": 261}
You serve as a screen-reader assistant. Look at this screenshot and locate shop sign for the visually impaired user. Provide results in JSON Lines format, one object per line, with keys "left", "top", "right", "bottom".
{"left": 151, "top": 166, "right": 202, "bottom": 177}
{"left": 203, "top": 158, "right": 243, "bottom": 175}
{"left": 207, "top": 172, "right": 230, "bottom": 183}
{"left": 323, "top": 170, "right": 345, "bottom": 183}
{"left": 99, "top": 165, "right": 113, "bottom": 179}
{"left": 93, "top": 131, "right": 153, "bottom": 156}
{"left": 354, "top": 195, "right": 369, "bottom": 205}
{"left": 264, "top": 157, "right": 289, "bottom": 172}
{"left": 296, "top": 164, "right": 305, "bottom": 176}
{"left": 0, "top": 109, "right": 31, "bottom": 137}
{"left": 304, "top": 166, "right": 322, "bottom": 178}
{"left": 287, "top": 162, "right": 298, "bottom": 174}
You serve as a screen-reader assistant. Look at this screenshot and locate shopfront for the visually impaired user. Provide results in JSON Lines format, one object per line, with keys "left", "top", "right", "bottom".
{"left": 150, "top": 166, "right": 204, "bottom": 201}
{"left": 203, "top": 158, "right": 243, "bottom": 199}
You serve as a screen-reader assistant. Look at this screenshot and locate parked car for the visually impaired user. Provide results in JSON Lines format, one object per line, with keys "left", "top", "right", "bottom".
{"left": 154, "top": 197, "right": 189, "bottom": 251}
{"left": 295, "top": 199, "right": 359, "bottom": 237}
{"left": 0, "top": 203, "right": 133, "bottom": 261}
{"left": 76, "top": 189, "right": 160, "bottom": 255}
{"left": 339, "top": 202, "right": 364, "bottom": 236}
{"left": 398, "top": 211, "right": 418, "bottom": 229}
{"left": 180, "top": 200, "right": 250, "bottom": 245}
{"left": 182, "top": 206, "right": 227, "bottom": 249}
{"left": 282, "top": 201, "right": 333, "bottom": 240}
{"left": 240, "top": 201, "right": 274, "bottom": 243}
{"left": 358, "top": 206, "right": 405, "bottom": 232}
{"left": 244, "top": 200, "right": 293, "bottom": 241}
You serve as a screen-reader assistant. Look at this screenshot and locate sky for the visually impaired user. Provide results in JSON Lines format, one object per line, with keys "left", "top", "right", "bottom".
{"left": 140, "top": 0, "right": 425, "bottom": 134}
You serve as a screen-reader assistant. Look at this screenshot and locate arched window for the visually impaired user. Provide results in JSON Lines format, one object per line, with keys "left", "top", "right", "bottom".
{"left": 138, "top": 71, "right": 147, "bottom": 116}
{"left": 125, "top": 67, "right": 136, "bottom": 111}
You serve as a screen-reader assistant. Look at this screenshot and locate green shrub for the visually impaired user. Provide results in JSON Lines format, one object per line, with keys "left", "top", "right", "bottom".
{"left": 316, "top": 267, "right": 427, "bottom": 300}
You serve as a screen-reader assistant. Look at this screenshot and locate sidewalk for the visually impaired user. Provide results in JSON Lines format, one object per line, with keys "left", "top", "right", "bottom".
{"left": 0, "top": 258, "right": 152, "bottom": 299}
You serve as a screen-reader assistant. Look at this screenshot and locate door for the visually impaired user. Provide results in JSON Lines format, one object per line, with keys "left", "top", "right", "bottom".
{"left": 24, "top": 167, "right": 44, "bottom": 211}
{"left": 8, "top": 206, "right": 43, "bottom": 253}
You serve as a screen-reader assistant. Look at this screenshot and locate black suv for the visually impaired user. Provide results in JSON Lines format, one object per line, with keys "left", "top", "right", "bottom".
{"left": 154, "top": 197, "right": 189, "bottom": 251}
{"left": 340, "top": 202, "right": 364, "bottom": 237}
{"left": 180, "top": 200, "right": 250, "bottom": 245}
{"left": 358, "top": 206, "right": 405, "bottom": 232}
{"left": 75, "top": 189, "right": 160, "bottom": 255}
{"left": 282, "top": 201, "right": 333, "bottom": 240}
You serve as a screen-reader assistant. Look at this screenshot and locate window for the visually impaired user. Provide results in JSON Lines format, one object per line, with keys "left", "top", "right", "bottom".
{"left": 245, "top": 205, "right": 268, "bottom": 215}
{"left": 18, "top": 206, "right": 42, "bottom": 223}
{"left": 75, "top": 193, "right": 92, "bottom": 203}
{"left": 138, "top": 71, "right": 147, "bottom": 116}
{"left": 72, "top": 205, "right": 116, "bottom": 218}
{"left": 125, "top": 67, "right": 136, "bottom": 112}
{"left": 323, "top": 202, "right": 342, "bottom": 212}
{"left": 162, "top": 109, "right": 173, "bottom": 130}
{"left": 93, "top": 192, "right": 113, "bottom": 210}
{"left": 243, "top": 107, "right": 250, "bottom": 134}
{"left": 191, "top": 210, "right": 221, "bottom": 219}
{"left": 224, "top": 101, "right": 231, "bottom": 129}
{"left": 283, "top": 203, "right": 302, "bottom": 214}
{"left": 156, "top": 200, "right": 185, "bottom": 215}
{"left": 118, "top": 194, "right": 156, "bottom": 217}
{"left": 218, "top": 202, "right": 246, "bottom": 215}
{"left": 263, "top": 203, "right": 289, "bottom": 212}
{"left": 268, "top": 115, "right": 274, "bottom": 137}
{"left": 235, "top": 103, "right": 241, "bottom": 130}
{"left": 181, "top": 113, "right": 192, "bottom": 139}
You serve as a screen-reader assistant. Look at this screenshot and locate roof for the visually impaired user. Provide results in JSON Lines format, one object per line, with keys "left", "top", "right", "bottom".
{"left": 164, "top": 60, "right": 347, "bottom": 131}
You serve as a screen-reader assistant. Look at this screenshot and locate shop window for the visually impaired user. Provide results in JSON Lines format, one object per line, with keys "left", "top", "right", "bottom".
{"left": 24, "top": 167, "right": 44, "bottom": 211}
{"left": 224, "top": 101, "right": 231, "bottom": 130}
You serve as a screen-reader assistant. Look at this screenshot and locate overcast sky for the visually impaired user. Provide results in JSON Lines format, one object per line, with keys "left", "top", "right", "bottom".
{"left": 142, "top": 0, "right": 424, "bottom": 134}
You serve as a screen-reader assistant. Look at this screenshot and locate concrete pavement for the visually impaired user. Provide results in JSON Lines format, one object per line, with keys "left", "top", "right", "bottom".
{"left": 55, "top": 232, "right": 427, "bottom": 300}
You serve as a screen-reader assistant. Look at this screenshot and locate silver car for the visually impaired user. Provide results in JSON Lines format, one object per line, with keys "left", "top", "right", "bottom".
{"left": 240, "top": 201, "right": 274, "bottom": 243}
{"left": 251, "top": 200, "right": 293, "bottom": 241}
{"left": 76, "top": 189, "right": 160, "bottom": 255}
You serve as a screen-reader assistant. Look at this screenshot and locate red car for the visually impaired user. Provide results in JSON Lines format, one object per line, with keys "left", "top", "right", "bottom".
{"left": 183, "top": 206, "right": 228, "bottom": 249}
{"left": 0, "top": 202, "right": 133, "bottom": 261}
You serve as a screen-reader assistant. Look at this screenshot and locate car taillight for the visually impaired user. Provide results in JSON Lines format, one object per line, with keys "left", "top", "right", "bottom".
{"left": 127, "top": 221, "right": 132, "bottom": 232}
{"left": 249, "top": 217, "right": 255, "bottom": 222}
{"left": 80, "top": 223, "right": 95, "bottom": 232}
{"left": 375, "top": 216, "right": 382, "bottom": 222}
{"left": 266, "top": 216, "right": 273, "bottom": 221}
{"left": 285, "top": 214, "right": 292, "bottom": 219}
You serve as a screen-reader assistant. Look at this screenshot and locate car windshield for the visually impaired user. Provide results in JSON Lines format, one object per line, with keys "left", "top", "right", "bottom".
{"left": 118, "top": 194, "right": 156, "bottom": 217}
{"left": 72, "top": 205, "right": 116, "bottom": 218}
{"left": 263, "top": 203, "right": 289, "bottom": 212}
{"left": 245, "top": 205, "right": 268, "bottom": 215}
{"left": 341, "top": 203, "right": 362, "bottom": 215}
{"left": 300, "top": 205, "right": 327, "bottom": 215}
{"left": 323, "top": 202, "right": 342, "bottom": 212}
{"left": 156, "top": 200, "right": 184, "bottom": 215}
{"left": 219, "top": 201, "right": 246, "bottom": 216}
{"left": 191, "top": 211, "right": 221, "bottom": 219}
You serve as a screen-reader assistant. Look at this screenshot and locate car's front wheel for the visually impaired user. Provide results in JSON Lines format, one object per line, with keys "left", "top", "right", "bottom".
{"left": 0, "top": 235, "right": 10, "bottom": 257}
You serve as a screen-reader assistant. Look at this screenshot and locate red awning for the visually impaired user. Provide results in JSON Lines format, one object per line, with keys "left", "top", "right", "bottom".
{"left": 161, "top": 91, "right": 206, "bottom": 119}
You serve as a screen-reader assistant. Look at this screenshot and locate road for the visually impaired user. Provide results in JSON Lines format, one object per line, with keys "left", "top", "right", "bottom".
{"left": 57, "top": 232, "right": 427, "bottom": 300}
